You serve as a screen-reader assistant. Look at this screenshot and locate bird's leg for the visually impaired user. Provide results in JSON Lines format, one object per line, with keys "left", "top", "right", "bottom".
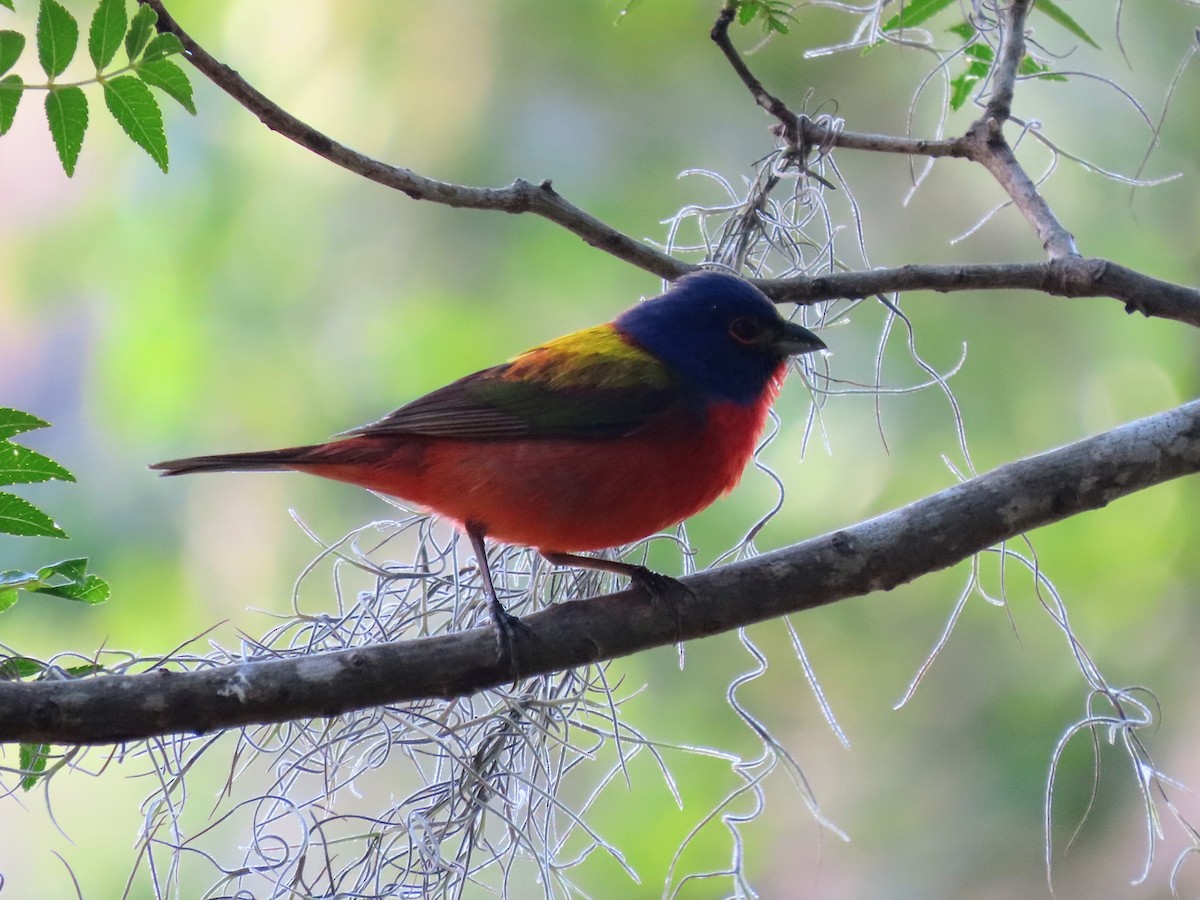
{"left": 466, "top": 523, "right": 532, "bottom": 671}
{"left": 540, "top": 551, "right": 693, "bottom": 641}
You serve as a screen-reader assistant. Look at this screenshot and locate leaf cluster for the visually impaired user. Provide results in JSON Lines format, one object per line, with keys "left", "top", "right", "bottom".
{"left": 0, "top": 408, "right": 109, "bottom": 613}
{"left": 621, "top": 1, "right": 794, "bottom": 35}
{"left": 734, "top": 0, "right": 795, "bottom": 35}
{"left": 0, "top": 407, "right": 107, "bottom": 789}
{"left": 875, "top": 0, "right": 1097, "bottom": 111}
{"left": 0, "top": 0, "right": 195, "bottom": 175}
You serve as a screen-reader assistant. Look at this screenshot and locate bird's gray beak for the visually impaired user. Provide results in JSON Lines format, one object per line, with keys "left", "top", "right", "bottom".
{"left": 775, "top": 320, "right": 827, "bottom": 356}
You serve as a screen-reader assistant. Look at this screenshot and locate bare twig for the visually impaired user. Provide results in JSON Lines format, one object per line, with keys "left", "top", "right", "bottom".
{"left": 753, "top": 257, "right": 1200, "bottom": 328}
{"left": 811, "top": 128, "right": 966, "bottom": 158}
{"left": 982, "top": 0, "right": 1034, "bottom": 123}
{"left": 714, "top": 0, "right": 1081, "bottom": 259}
{"left": 962, "top": 0, "right": 1077, "bottom": 258}
{"left": 3, "top": 398, "right": 1199, "bottom": 746}
{"left": 137, "top": 0, "right": 691, "bottom": 282}
{"left": 963, "top": 127, "right": 1077, "bottom": 257}
{"left": 711, "top": 4, "right": 802, "bottom": 146}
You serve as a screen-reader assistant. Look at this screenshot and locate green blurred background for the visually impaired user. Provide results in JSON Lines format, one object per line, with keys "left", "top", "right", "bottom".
{"left": 2, "top": 1, "right": 1199, "bottom": 896}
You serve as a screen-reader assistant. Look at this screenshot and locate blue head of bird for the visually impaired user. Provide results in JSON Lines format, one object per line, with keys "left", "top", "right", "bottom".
{"left": 615, "top": 271, "right": 826, "bottom": 406}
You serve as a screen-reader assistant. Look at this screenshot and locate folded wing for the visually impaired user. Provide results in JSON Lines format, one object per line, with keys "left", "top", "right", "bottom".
{"left": 345, "top": 324, "right": 681, "bottom": 441}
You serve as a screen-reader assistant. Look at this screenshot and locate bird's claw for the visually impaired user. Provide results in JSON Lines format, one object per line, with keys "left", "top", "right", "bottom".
{"left": 627, "top": 565, "right": 683, "bottom": 596}
{"left": 627, "top": 566, "right": 693, "bottom": 646}
{"left": 491, "top": 605, "right": 537, "bottom": 678}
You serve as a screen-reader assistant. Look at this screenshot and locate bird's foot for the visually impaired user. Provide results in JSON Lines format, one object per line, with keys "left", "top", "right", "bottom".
{"left": 626, "top": 566, "right": 693, "bottom": 649}
{"left": 626, "top": 565, "right": 684, "bottom": 596}
{"left": 490, "top": 603, "right": 537, "bottom": 678}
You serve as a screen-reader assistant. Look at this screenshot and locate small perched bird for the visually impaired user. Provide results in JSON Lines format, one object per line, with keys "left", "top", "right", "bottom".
{"left": 152, "top": 271, "right": 826, "bottom": 654}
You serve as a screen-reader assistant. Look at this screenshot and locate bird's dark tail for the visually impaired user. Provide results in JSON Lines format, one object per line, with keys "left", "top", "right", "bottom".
{"left": 150, "top": 445, "right": 324, "bottom": 476}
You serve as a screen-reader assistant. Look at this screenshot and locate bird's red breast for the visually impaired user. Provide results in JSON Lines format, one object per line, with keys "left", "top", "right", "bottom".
{"left": 296, "top": 368, "right": 783, "bottom": 552}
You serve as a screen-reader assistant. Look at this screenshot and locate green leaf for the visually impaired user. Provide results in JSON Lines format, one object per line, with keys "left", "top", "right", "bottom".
{"left": 0, "top": 408, "right": 51, "bottom": 441}
{"left": 0, "top": 658, "right": 100, "bottom": 679}
{"left": 949, "top": 72, "right": 980, "bottom": 110}
{"left": 947, "top": 21, "right": 975, "bottom": 40}
{"left": 137, "top": 57, "right": 194, "bottom": 114}
{"left": 732, "top": 1, "right": 794, "bottom": 34}
{"left": 0, "top": 491, "right": 67, "bottom": 537}
{"left": 88, "top": 0, "right": 127, "bottom": 69}
{"left": 33, "top": 573, "right": 109, "bottom": 603}
{"left": 37, "top": 557, "right": 85, "bottom": 581}
{"left": 0, "top": 73, "right": 20, "bottom": 135}
{"left": 44, "top": 84, "right": 87, "bottom": 175}
{"left": 964, "top": 43, "right": 994, "bottom": 63}
{"left": 0, "top": 442, "right": 74, "bottom": 486}
{"left": 102, "top": 74, "right": 166, "bottom": 171}
{"left": 616, "top": 0, "right": 645, "bottom": 22}
{"left": 0, "top": 568, "right": 37, "bottom": 589}
{"left": 36, "top": 0, "right": 78, "bottom": 78}
{"left": 964, "top": 59, "right": 989, "bottom": 79}
{"left": 0, "top": 29, "right": 24, "bottom": 75}
{"left": 124, "top": 2, "right": 155, "bottom": 60}
{"left": 1018, "top": 54, "right": 1067, "bottom": 82}
{"left": 0, "top": 568, "right": 38, "bottom": 613}
{"left": 0, "top": 559, "right": 110, "bottom": 604}
{"left": 19, "top": 742, "right": 50, "bottom": 790}
{"left": 140, "top": 31, "right": 182, "bottom": 63}
{"left": 0, "top": 657, "right": 46, "bottom": 679}
{"left": 881, "top": 0, "right": 956, "bottom": 33}
{"left": 0, "top": 0, "right": 14, "bottom": 11}
{"left": 1034, "top": 0, "right": 1100, "bottom": 50}
{"left": 34, "top": 556, "right": 109, "bottom": 607}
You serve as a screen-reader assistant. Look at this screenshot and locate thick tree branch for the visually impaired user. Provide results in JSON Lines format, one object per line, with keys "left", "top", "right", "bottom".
{"left": 3, "top": 399, "right": 1199, "bottom": 746}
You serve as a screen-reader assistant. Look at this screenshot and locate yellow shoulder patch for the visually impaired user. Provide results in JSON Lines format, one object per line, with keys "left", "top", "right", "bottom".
{"left": 504, "top": 325, "right": 674, "bottom": 390}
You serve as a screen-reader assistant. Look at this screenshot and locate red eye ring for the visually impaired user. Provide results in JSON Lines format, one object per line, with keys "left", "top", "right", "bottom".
{"left": 728, "top": 317, "right": 760, "bottom": 344}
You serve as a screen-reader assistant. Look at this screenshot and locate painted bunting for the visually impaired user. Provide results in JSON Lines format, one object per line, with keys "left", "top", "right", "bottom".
{"left": 152, "top": 271, "right": 826, "bottom": 653}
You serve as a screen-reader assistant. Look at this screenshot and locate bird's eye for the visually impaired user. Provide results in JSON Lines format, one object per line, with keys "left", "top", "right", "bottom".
{"left": 728, "top": 317, "right": 760, "bottom": 344}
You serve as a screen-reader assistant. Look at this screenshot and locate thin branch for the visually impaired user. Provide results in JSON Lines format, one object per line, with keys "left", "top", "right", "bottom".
{"left": 962, "top": 122, "right": 1079, "bottom": 259}
{"left": 713, "top": 1, "right": 1080, "bottom": 259}
{"left": 714, "top": 6, "right": 979, "bottom": 169}
{"left": 953, "top": 0, "right": 1076, "bottom": 258}
{"left": 138, "top": 1, "right": 1196, "bottom": 324}
{"left": 137, "top": 0, "right": 691, "bottom": 283}
{"left": 710, "top": 3, "right": 974, "bottom": 161}
{"left": 811, "top": 128, "right": 966, "bottom": 158}
{"left": 3, "top": 399, "right": 1199, "bottom": 746}
{"left": 983, "top": 0, "right": 1034, "bottom": 123}
{"left": 711, "top": 4, "right": 802, "bottom": 146}
{"left": 752, "top": 257, "right": 1200, "bottom": 328}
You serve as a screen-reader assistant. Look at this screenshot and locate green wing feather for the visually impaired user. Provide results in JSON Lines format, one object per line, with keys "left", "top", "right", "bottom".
{"left": 346, "top": 325, "right": 680, "bottom": 440}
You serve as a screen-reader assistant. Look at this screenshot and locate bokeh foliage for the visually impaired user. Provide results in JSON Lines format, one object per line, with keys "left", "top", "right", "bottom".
{"left": 1, "top": 1, "right": 1199, "bottom": 896}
